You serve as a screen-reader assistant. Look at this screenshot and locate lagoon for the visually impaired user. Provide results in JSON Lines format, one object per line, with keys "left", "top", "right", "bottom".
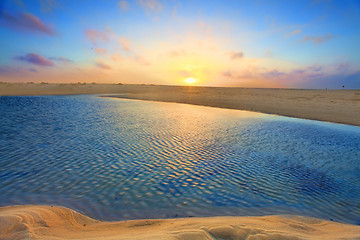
{"left": 0, "top": 95, "right": 359, "bottom": 224}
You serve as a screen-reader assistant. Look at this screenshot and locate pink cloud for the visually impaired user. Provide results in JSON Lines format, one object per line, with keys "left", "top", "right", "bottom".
{"left": 112, "top": 53, "right": 123, "bottom": 62}
{"left": 118, "top": 37, "right": 131, "bottom": 51}
{"left": 85, "top": 29, "right": 109, "bottom": 45}
{"left": 286, "top": 29, "right": 302, "bottom": 37}
{"left": 168, "top": 50, "right": 187, "bottom": 58}
{"left": 262, "top": 70, "right": 285, "bottom": 79}
{"left": 95, "top": 48, "right": 107, "bottom": 54}
{"left": 39, "top": 0, "right": 60, "bottom": 13}
{"left": 95, "top": 60, "right": 112, "bottom": 70}
{"left": 0, "top": 10, "right": 55, "bottom": 36}
{"left": 132, "top": 55, "right": 150, "bottom": 66}
{"left": 16, "top": 53, "right": 54, "bottom": 66}
{"left": 118, "top": 0, "right": 129, "bottom": 10}
{"left": 302, "top": 34, "right": 334, "bottom": 44}
{"left": 137, "top": 0, "right": 162, "bottom": 13}
{"left": 228, "top": 51, "right": 244, "bottom": 60}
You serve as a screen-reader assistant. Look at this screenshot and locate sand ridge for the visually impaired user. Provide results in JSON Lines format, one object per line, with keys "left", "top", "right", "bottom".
{"left": 1, "top": 83, "right": 359, "bottom": 126}
{"left": 0, "top": 205, "right": 359, "bottom": 240}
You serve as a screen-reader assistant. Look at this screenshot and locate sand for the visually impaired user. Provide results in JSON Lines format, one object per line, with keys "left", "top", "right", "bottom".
{"left": 1, "top": 83, "right": 360, "bottom": 239}
{"left": 1, "top": 82, "right": 359, "bottom": 126}
{"left": 1, "top": 205, "right": 359, "bottom": 240}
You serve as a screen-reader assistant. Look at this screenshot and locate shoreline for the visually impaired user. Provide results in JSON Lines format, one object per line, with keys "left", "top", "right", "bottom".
{"left": 1, "top": 83, "right": 359, "bottom": 126}
{"left": 106, "top": 95, "right": 360, "bottom": 127}
{"left": 1, "top": 205, "right": 359, "bottom": 240}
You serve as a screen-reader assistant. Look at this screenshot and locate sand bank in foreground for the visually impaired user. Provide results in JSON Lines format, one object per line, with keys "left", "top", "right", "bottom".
{"left": 1, "top": 83, "right": 360, "bottom": 126}
{"left": 0, "top": 205, "right": 359, "bottom": 240}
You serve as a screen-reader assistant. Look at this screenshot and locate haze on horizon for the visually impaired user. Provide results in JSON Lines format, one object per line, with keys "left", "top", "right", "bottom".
{"left": 0, "top": 0, "right": 359, "bottom": 89}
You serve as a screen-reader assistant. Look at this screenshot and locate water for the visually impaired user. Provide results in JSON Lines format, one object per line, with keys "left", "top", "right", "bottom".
{"left": 0, "top": 95, "right": 359, "bottom": 224}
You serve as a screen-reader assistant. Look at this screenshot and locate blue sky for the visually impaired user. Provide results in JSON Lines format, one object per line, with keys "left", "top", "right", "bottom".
{"left": 0, "top": 0, "right": 359, "bottom": 88}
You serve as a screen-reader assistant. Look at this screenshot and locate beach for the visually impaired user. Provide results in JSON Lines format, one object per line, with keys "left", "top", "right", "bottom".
{"left": 1, "top": 83, "right": 360, "bottom": 240}
{"left": 1, "top": 83, "right": 359, "bottom": 126}
{"left": 1, "top": 205, "right": 359, "bottom": 240}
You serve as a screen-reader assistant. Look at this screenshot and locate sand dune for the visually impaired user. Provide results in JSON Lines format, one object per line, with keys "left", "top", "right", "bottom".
{"left": 0, "top": 205, "right": 359, "bottom": 240}
{"left": 1, "top": 83, "right": 359, "bottom": 126}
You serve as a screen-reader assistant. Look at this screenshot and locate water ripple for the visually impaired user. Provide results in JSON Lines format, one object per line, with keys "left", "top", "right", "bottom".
{"left": 0, "top": 95, "right": 360, "bottom": 224}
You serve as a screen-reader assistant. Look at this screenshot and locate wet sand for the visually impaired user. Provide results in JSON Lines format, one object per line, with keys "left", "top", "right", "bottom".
{"left": 1, "top": 205, "right": 359, "bottom": 240}
{"left": 1, "top": 82, "right": 359, "bottom": 126}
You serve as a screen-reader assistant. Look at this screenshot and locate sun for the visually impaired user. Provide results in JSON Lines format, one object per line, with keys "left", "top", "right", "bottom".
{"left": 184, "top": 77, "right": 197, "bottom": 85}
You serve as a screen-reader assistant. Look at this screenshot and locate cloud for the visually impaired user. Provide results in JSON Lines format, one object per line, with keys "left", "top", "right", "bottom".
{"left": 38, "top": 0, "right": 60, "bottom": 13}
{"left": 336, "top": 62, "right": 350, "bottom": 72}
{"left": 137, "top": 0, "right": 162, "bottom": 13}
{"left": 221, "top": 70, "right": 256, "bottom": 80}
{"left": 0, "top": 10, "right": 55, "bottom": 36}
{"left": 85, "top": 29, "right": 109, "bottom": 45}
{"left": 307, "top": 73, "right": 325, "bottom": 79}
{"left": 118, "top": 0, "right": 129, "bottom": 11}
{"left": 262, "top": 70, "right": 285, "bottom": 79}
{"left": 265, "top": 50, "right": 273, "bottom": 57}
{"left": 197, "top": 21, "right": 212, "bottom": 36}
{"left": 300, "top": 71, "right": 360, "bottom": 89}
{"left": 132, "top": 54, "right": 150, "bottom": 66}
{"left": 168, "top": 50, "right": 187, "bottom": 58}
{"left": 308, "top": 64, "right": 323, "bottom": 72}
{"left": 50, "top": 56, "right": 72, "bottom": 63}
{"left": 222, "top": 70, "right": 233, "bottom": 78}
{"left": 95, "top": 48, "right": 107, "bottom": 54}
{"left": 222, "top": 68, "right": 286, "bottom": 81}
{"left": 286, "top": 29, "right": 302, "bottom": 37}
{"left": 0, "top": 65, "right": 21, "bottom": 75}
{"left": 291, "top": 69, "right": 306, "bottom": 75}
{"left": 111, "top": 53, "right": 123, "bottom": 62}
{"left": 95, "top": 60, "right": 112, "bottom": 70}
{"left": 28, "top": 68, "right": 37, "bottom": 72}
{"left": 16, "top": 53, "right": 54, "bottom": 66}
{"left": 118, "top": 37, "right": 131, "bottom": 51}
{"left": 228, "top": 51, "right": 244, "bottom": 60}
{"left": 117, "top": 37, "right": 148, "bottom": 65}
{"left": 302, "top": 34, "right": 334, "bottom": 44}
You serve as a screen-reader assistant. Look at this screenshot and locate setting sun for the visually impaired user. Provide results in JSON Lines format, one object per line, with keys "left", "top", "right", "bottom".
{"left": 185, "top": 77, "right": 197, "bottom": 85}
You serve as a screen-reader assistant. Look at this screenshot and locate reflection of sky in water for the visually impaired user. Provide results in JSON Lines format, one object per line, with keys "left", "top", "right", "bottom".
{"left": 0, "top": 95, "right": 359, "bottom": 224}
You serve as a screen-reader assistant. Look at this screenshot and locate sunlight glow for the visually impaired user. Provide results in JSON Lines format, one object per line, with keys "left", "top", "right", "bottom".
{"left": 184, "top": 77, "right": 197, "bottom": 85}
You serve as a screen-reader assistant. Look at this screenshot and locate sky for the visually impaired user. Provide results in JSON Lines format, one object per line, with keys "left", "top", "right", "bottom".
{"left": 0, "top": 0, "right": 359, "bottom": 88}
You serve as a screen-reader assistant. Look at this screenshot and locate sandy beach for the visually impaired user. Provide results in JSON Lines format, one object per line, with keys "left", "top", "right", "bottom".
{"left": 1, "top": 83, "right": 359, "bottom": 126}
{"left": 1, "top": 205, "right": 359, "bottom": 240}
{"left": 1, "top": 83, "right": 360, "bottom": 239}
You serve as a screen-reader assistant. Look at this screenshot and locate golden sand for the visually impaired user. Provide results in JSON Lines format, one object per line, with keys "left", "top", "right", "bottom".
{"left": 1, "top": 83, "right": 359, "bottom": 126}
{"left": 1, "top": 205, "right": 359, "bottom": 240}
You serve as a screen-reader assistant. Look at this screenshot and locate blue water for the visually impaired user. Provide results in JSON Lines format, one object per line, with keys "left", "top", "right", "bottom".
{"left": 0, "top": 95, "right": 359, "bottom": 224}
